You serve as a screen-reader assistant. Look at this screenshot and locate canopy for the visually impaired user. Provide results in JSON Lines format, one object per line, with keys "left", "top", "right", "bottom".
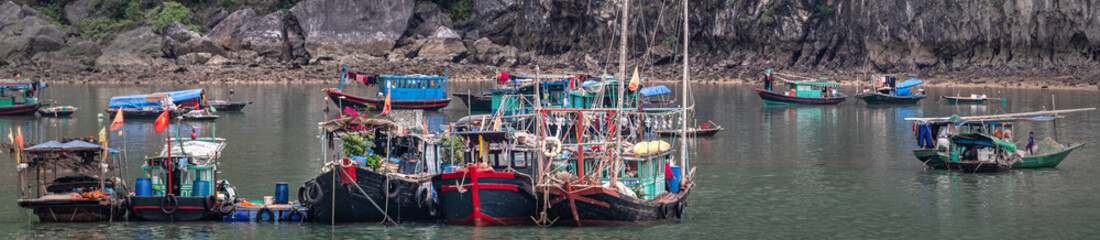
{"left": 319, "top": 116, "right": 407, "bottom": 136}
{"left": 25, "top": 140, "right": 117, "bottom": 153}
{"left": 153, "top": 89, "right": 205, "bottom": 104}
{"left": 108, "top": 94, "right": 171, "bottom": 109}
{"left": 895, "top": 79, "right": 924, "bottom": 89}
{"left": 639, "top": 85, "right": 672, "bottom": 97}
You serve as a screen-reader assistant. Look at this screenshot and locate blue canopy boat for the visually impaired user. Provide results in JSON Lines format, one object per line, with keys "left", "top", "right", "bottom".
{"left": 153, "top": 89, "right": 208, "bottom": 109}
{"left": 324, "top": 66, "right": 451, "bottom": 110}
{"left": 640, "top": 85, "right": 678, "bottom": 108}
{"left": 106, "top": 93, "right": 182, "bottom": 118}
{"left": 0, "top": 79, "right": 46, "bottom": 115}
{"left": 856, "top": 77, "right": 926, "bottom": 105}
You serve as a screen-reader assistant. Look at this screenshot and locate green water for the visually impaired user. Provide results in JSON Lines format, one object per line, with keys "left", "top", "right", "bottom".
{"left": 1, "top": 83, "right": 1098, "bottom": 239}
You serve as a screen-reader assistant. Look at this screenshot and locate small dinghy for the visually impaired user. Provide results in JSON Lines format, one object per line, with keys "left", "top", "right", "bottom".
{"left": 39, "top": 105, "right": 77, "bottom": 117}
{"left": 182, "top": 109, "right": 219, "bottom": 120}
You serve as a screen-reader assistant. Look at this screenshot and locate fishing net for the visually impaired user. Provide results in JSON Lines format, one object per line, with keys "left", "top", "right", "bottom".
{"left": 1035, "top": 137, "right": 1063, "bottom": 154}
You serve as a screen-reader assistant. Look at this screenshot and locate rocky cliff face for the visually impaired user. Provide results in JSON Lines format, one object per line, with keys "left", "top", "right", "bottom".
{"left": 1, "top": 0, "right": 1099, "bottom": 85}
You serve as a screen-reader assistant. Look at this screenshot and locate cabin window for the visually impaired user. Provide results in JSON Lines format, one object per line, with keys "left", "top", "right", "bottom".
{"left": 513, "top": 152, "right": 528, "bottom": 168}
{"left": 493, "top": 153, "right": 509, "bottom": 168}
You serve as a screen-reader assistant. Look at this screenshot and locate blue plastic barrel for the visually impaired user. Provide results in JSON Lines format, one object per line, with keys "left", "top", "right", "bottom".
{"left": 193, "top": 180, "right": 210, "bottom": 196}
{"left": 104, "top": 187, "right": 114, "bottom": 198}
{"left": 275, "top": 182, "right": 289, "bottom": 204}
{"left": 670, "top": 166, "right": 682, "bottom": 193}
{"left": 135, "top": 178, "right": 153, "bottom": 196}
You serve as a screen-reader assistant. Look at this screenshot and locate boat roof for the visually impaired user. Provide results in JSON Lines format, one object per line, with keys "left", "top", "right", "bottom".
{"left": 380, "top": 75, "right": 446, "bottom": 80}
{"left": 108, "top": 93, "right": 172, "bottom": 109}
{"left": 319, "top": 116, "right": 408, "bottom": 136}
{"left": 25, "top": 140, "right": 117, "bottom": 153}
{"left": 905, "top": 108, "right": 1096, "bottom": 123}
{"left": 162, "top": 138, "right": 226, "bottom": 161}
{"left": 640, "top": 85, "right": 672, "bottom": 97}
{"left": 896, "top": 79, "right": 923, "bottom": 89}
{"left": 0, "top": 81, "right": 46, "bottom": 90}
{"left": 153, "top": 89, "right": 205, "bottom": 103}
{"left": 783, "top": 79, "right": 840, "bottom": 87}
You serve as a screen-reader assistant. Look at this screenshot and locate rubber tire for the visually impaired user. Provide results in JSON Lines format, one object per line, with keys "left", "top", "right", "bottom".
{"left": 286, "top": 209, "right": 305, "bottom": 223}
{"left": 303, "top": 180, "right": 323, "bottom": 205}
{"left": 205, "top": 195, "right": 219, "bottom": 213}
{"left": 257, "top": 208, "right": 276, "bottom": 222}
{"left": 220, "top": 202, "right": 236, "bottom": 216}
{"left": 160, "top": 195, "right": 179, "bottom": 215}
{"left": 384, "top": 178, "right": 400, "bottom": 199}
{"left": 675, "top": 201, "right": 686, "bottom": 219}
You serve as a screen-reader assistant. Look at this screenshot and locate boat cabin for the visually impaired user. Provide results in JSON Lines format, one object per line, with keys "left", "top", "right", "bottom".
{"left": 450, "top": 131, "right": 538, "bottom": 176}
{"left": 141, "top": 138, "right": 225, "bottom": 197}
{"left": 0, "top": 80, "right": 45, "bottom": 107}
{"left": 378, "top": 75, "right": 449, "bottom": 101}
{"left": 490, "top": 74, "right": 572, "bottom": 115}
{"left": 18, "top": 139, "right": 124, "bottom": 222}
{"left": 783, "top": 80, "right": 840, "bottom": 98}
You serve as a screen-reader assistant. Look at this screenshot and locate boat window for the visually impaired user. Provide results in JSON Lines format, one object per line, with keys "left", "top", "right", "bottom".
{"left": 493, "top": 153, "right": 509, "bottom": 168}
{"left": 513, "top": 152, "right": 528, "bottom": 168}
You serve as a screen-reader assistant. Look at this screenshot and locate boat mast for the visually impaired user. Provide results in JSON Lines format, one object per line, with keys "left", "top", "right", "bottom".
{"left": 613, "top": 0, "right": 629, "bottom": 184}
{"left": 679, "top": 0, "right": 688, "bottom": 180}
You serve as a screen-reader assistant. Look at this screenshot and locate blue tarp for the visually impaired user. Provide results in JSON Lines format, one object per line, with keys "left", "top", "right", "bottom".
{"left": 108, "top": 94, "right": 168, "bottom": 109}
{"left": 25, "top": 140, "right": 117, "bottom": 152}
{"left": 153, "top": 89, "right": 204, "bottom": 103}
{"left": 896, "top": 79, "right": 924, "bottom": 89}
{"left": 639, "top": 85, "right": 672, "bottom": 97}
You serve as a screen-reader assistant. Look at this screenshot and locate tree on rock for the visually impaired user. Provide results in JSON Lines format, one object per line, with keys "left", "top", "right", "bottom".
{"left": 147, "top": 2, "right": 199, "bottom": 34}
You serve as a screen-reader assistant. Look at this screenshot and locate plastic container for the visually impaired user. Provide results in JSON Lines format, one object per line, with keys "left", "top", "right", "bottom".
{"left": 670, "top": 166, "right": 682, "bottom": 194}
{"left": 193, "top": 180, "right": 210, "bottom": 196}
{"left": 950, "top": 152, "right": 960, "bottom": 162}
{"left": 135, "top": 178, "right": 153, "bottom": 196}
{"left": 104, "top": 187, "right": 114, "bottom": 198}
{"left": 274, "top": 182, "right": 289, "bottom": 204}
{"left": 263, "top": 196, "right": 274, "bottom": 205}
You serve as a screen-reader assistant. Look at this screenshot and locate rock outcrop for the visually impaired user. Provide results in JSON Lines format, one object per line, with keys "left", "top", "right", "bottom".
{"left": 0, "top": 2, "right": 67, "bottom": 67}
{"left": 162, "top": 22, "right": 223, "bottom": 57}
{"left": 95, "top": 26, "right": 169, "bottom": 69}
{"left": 290, "top": 0, "right": 414, "bottom": 61}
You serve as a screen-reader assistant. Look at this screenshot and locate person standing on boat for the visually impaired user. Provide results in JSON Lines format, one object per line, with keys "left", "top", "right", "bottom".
{"left": 665, "top": 160, "right": 674, "bottom": 191}
{"left": 1027, "top": 132, "right": 1035, "bottom": 155}
{"left": 763, "top": 69, "right": 773, "bottom": 91}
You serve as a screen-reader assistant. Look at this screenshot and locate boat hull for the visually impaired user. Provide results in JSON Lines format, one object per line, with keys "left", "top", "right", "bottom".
{"left": 857, "top": 93, "right": 925, "bottom": 105}
{"left": 454, "top": 93, "right": 493, "bottom": 111}
{"left": 302, "top": 167, "right": 438, "bottom": 223}
{"left": 942, "top": 96, "right": 987, "bottom": 104}
{"left": 0, "top": 103, "right": 39, "bottom": 115}
{"left": 18, "top": 198, "right": 125, "bottom": 222}
{"left": 106, "top": 109, "right": 184, "bottom": 119}
{"left": 324, "top": 88, "right": 451, "bottom": 110}
{"left": 755, "top": 88, "right": 846, "bottom": 105}
{"left": 945, "top": 161, "right": 1002, "bottom": 173}
{"left": 1013, "top": 142, "right": 1086, "bottom": 168}
{"left": 129, "top": 195, "right": 220, "bottom": 221}
{"left": 432, "top": 167, "right": 537, "bottom": 226}
{"left": 912, "top": 149, "right": 948, "bottom": 169}
{"left": 657, "top": 127, "right": 722, "bottom": 137}
{"left": 536, "top": 182, "right": 693, "bottom": 226}
{"left": 209, "top": 101, "right": 249, "bottom": 111}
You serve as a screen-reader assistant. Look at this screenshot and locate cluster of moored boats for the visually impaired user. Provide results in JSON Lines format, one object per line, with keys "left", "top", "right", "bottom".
{"left": 10, "top": 62, "right": 710, "bottom": 227}
{"left": 753, "top": 71, "right": 1094, "bottom": 173}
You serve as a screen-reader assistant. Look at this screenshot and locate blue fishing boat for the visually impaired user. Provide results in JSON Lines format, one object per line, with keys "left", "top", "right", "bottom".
{"left": 855, "top": 77, "right": 926, "bottom": 105}
{"left": 129, "top": 134, "right": 237, "bottom": 221}
{"left": 324, "top": 66, "right": 451, "bottom": 110}
{"left": 106, "top": 93, "right": 182, "bottom": 118}
{"left": 0, "top": 79, "right": 46, "bottom": 115}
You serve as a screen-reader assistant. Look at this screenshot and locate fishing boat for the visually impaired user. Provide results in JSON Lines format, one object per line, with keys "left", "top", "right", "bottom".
{"left": 128, "top": 135, "right": 237, "bottom": 221}
{"left": 16, "top": 139, "right": 126, "bottom": 222}
{"left": 181, "top": 109, "right": 219, "bottom": 121}
{"left": 639, "top": 85, "right": 677, "bottom": 109}
{"left": 656, "top": 120, "right": 723, "bottom": 137}
{"left": 207, "top": 99, "right": 251, "bottom": 111}
{"left": 454, "top": 92, "right": 493, "bottom": 111}
{"left": 905, "top": 108, "right": 1094, "bottom": 172}
{"left": 942, "top": 94, "right": 988, "bottom": 104}
{"left": 754, "top": 77, "right": 845, "bottom": 105}
{"left": 38, "top": 105, "right": 77, "bottom": 117}
{"left": 855, "top": 77, "right": 926, "bottom": 105}
{"left": 324, "top": 66, "right": 451, "bottom": 110}
{"left": 301, "top": 116, "right": 443, "bottom": 223}
{"left": 154, "top": 89, "right": 210, "bottom": 110}
{"left": 106, "top": 93, "right": 183, "bottom": 118}
{"left": 431, "top": 131, "right": 539, "bottom": 226}
{"left": 0, "top": 79, "right": 46, "bottom": 115}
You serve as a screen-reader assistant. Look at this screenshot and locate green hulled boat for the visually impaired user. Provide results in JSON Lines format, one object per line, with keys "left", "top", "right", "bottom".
{"left": 1013, "top": 142, "right": 1087, "bottom": 168}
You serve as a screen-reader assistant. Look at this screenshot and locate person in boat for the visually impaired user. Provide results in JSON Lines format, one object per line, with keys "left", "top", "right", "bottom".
{"left": 763, "top": 69, "right": 773, "bottom": 91}
{"left": 1027, "top": 132, "right": 1035, "bottom": 155}
{"left": 665, "top": 160, "right": 673, "bottom": 191}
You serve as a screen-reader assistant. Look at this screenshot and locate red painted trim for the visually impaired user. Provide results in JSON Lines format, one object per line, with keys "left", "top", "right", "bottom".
{"left": 324, "top": 89, "right": 451, "bottom": 109}
{"left": 440, "top": 168, "right": 515, "bottom": 180}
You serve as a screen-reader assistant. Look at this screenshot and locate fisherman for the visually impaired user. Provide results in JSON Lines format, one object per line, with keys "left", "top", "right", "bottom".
{"left": 763, "top": 69, "right": 773, "bottom": 91}
{"left": 1027, "top": 132, "right": 1035, "bottom": 155}
{"left": 665, "top": 160, "right": 673, "bottom": 192}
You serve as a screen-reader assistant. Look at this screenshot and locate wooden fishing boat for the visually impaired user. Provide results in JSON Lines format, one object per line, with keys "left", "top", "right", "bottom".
{"left": 906, "top": 108, "right": 1095, "bottom": 171}
{"left": 656, "top": 121, "right": 723, "bottom": 137}
{"left": 38, "top": 105, "right": 77, "bottom": 117}
{"left": 454, "top": 92, "right": 492, "bottom": 111}
{"left": 942, "top": 95, "right": 987, "bottom": 104}
{"left": 181, "top": 109, "right": 219, "bottom": 121}
{"left": 17, "top": 140, "right": 125, "bottom": 222}
{"left": 207, "top": 99, "right": 251, "bottom": 111}
{"left": 0, "top": 80, "right": 45, "bottom": 115}
{"left": 301, "top": 116, "right": 442, "bottom": 223}
{"left": 431, "top": 131, "right": 539, "bottom": 226}
{"left": 129, "top": 137, "right": 237, "bottom": 221}
{"left": 324, "top": 66, "right": 451, "bottom": 110}
{"left": 856, "top": 78, "right": 926, "bottom": 105}
{"left": 639, "top": 85, "right": 678, "bottom": 109}
{"left": 753, "top": 78, "right": 845, "bottom": 105}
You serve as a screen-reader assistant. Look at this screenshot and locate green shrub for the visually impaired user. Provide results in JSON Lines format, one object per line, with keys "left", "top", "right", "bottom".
{"left": 761, "top": 8, "right": 774, "bottom": 24}
{"left": 76, "top": 16, "right": 140, "bottom": 40}
{"left": 812, "top": 4, "right": 836, "bottom": 19}
{"left": 663, "top": 36, "right": 678, "bottom": 46}
{"left": 427, "top": 0, "right": 473, "bottom": 21}
{"left": 146, "top": 2, "right": 196, "bottom": 34}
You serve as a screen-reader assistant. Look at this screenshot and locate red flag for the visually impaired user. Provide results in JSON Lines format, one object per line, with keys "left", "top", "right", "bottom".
{"left": 154, "top": 110, "right": 170, "bottom": 133}
{"left": 110, "top": 108, "right": 124, "bottom": 131}
{"left": 14, "top": 127, "right": 23, "bottom": 150}
{"left": 381, "top": 88, "right": 392, "bottom": 115}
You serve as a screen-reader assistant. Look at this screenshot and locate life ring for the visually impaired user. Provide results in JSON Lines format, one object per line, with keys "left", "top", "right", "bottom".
{"left": 543, "top": 137, "right": 562, "bottom": 157}
{"left": 257, "top": 208, "right": 276, "bottom": 222}
{"left": 160, "top": 195, "right": 179, "bottom": 215}
{"left": 384, "top": 178, "right": 400, "bottom": 199}
{"left": 302, "top": 180, "right": 323, "bottom": 205}
{"left": 286, "top": 208, "right": 306, "bottom": 222}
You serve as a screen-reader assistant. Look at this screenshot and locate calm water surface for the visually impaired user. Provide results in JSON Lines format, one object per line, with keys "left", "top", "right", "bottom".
{"left": 1, "top": 83, "right": 1098, "bottom": 239}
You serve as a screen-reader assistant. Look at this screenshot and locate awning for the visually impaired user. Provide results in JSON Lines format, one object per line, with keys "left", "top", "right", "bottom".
{"left": 896, "top": 79, "right": 924, "bottom": 89}
{"left": 153, "top": 89, "right": 205, "bottom": 104}
{"left": 25, "top": 140, "right": 117, "bottom": 153}
{"left": 108, "top": 94, "right": 172, "bottom": 109}
{"left": 639, "top": 85, "right": 672, "bottom": 97}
